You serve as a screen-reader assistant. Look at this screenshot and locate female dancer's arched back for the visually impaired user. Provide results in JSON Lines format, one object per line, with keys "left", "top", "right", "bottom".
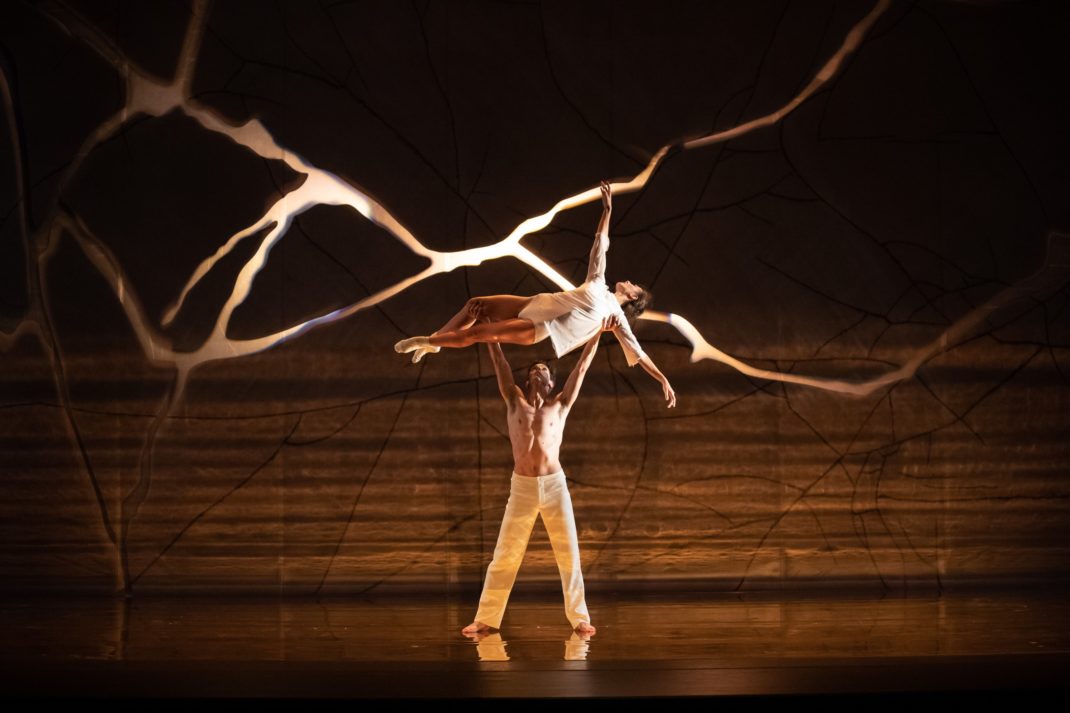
{"left": 395, "top": 181, "right": 676, "bottom": 407}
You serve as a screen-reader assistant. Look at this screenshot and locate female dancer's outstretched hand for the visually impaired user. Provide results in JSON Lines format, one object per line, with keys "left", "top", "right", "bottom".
{"left": 663, "top": 381, "right": 677, "bottom": 408}
{"left": 600, "top": 180, "right": 612, "bottom": 210}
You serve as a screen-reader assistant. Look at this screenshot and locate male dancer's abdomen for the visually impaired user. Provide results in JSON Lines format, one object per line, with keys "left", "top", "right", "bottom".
{"left": 508, "top": 418, "right": 564, "bottom": 476}
{"left": 511, "top": 445, "right": 563, "bottom": 477}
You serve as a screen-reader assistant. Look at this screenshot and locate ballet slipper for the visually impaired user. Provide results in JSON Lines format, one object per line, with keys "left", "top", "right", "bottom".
{"left": 394, "top": 336, "right": 430, "bottom": 354}
{"left": 411, "top": 345, "right": 439, "bottom": 363}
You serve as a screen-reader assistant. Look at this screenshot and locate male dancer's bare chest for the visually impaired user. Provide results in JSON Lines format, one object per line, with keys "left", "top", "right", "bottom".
{"left": 509, "top": 402, "right": 565, "bottom": 447}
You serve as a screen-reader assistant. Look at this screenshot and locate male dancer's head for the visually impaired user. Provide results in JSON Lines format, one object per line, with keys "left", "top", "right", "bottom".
{"left": 525, "top": 361, "right": 556, "bottom": 398}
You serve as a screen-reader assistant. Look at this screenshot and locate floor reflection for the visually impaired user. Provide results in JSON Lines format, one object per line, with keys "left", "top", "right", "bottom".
{"left": 1, "top": 591, "right": 1068, "bottom": 663}
{"left": 463, "top": 630, "right": 592, "bottom": 661}
{"left": 564, "top": 631, "right": 591, "bottom": 661}
{"left": 472, "top": 633, "right": 509, "bottom": 661}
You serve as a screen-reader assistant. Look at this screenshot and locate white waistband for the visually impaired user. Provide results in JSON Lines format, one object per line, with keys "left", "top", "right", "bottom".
{"left": 512, "top": 470, "right": 565, "bottom": 479}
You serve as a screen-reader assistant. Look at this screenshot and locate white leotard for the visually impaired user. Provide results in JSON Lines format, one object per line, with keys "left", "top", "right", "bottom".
{"left": 517, "top": 234, "right": 646, "bottom": 367}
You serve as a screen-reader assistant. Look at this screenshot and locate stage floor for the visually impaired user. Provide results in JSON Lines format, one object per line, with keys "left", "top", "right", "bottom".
{"left": 3, "top": 590, "right": 1069, "bottom": 700}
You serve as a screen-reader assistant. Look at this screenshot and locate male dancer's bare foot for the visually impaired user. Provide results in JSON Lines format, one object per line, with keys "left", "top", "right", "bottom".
{"left": 575, "top": 622, "right": 596, "bottom": 635}
{"left": 462, "top": 620, "right": 492, "bottom": 635}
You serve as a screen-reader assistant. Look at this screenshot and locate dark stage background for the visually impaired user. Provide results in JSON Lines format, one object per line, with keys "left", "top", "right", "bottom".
{"left": 1, "top": 0, "right": 1068, "bottom": 596}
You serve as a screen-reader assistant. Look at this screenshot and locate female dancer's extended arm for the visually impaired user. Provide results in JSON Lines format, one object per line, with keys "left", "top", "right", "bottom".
{"left": 586, "top": 180, "right": 612, "bottom": 284}
{"left": 612, "top": 318, "right": 677, "bottom": 408}
{"left": 637, "top": 354, "right": 676, "bottom": 408}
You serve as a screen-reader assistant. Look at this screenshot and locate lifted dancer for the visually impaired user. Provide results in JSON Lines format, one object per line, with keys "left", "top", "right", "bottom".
{"left": 462, "top": 319, "right": 618, "bottom": 636}
{"left": 396, "top": 180, "right": 676, "bottom": 409}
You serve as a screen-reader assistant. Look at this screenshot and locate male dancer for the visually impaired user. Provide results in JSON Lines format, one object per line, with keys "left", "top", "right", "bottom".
{"left": 461, "top": 318, "right": 618, "bottom": 636}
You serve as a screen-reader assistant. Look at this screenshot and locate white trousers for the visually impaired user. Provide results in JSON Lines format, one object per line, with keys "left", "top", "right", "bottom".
{"left": 474, "top": 471, "right": 591, "bottom": 629}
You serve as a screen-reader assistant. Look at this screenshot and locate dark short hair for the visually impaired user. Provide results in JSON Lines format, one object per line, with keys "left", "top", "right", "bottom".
{"left": 524, "top": 361, "right": 556, "bottom": 389}
{"left": 621, "top": 284, "right": 652, "bottom": 324}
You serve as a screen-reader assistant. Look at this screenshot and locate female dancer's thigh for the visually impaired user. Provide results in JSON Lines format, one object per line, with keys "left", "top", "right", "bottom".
{"left": 468, "top": 319, "right": 538, "bottom": 345}
{"left": 473, "top": 295, "right": 533, "bottom": 322}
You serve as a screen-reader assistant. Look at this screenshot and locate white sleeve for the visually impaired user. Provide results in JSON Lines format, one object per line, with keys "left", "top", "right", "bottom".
{"left": 613, "top": 315, "right": 647, "bottom": 367}
{"left": 586, "top": 235, "right": 608, "bottom": 285}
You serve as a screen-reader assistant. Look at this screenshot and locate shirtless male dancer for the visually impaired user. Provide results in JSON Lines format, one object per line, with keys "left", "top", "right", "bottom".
{"left": 462, "top": 319, "right": 618, "bottom": 636}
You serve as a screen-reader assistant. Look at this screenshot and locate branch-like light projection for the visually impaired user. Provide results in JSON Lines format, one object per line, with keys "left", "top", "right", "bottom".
{"left": 19, "top": 0, "right": 1065, "bottom": 405}
{"left": 11, "top": 0, "right": 909, "bottom": 404}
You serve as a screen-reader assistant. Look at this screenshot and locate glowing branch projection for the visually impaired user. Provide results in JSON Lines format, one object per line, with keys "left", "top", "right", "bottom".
{"left": 156, "top": 1, "right": 901, "bottom": 398}
{"left": 16, "top": 0, "right": 887, "bottom": 393}
{"left": 650, "top": 231, "right": 1070, "bottom": 391}
{"left": 17, "top": 0, "right": 1064, "bottom": 403}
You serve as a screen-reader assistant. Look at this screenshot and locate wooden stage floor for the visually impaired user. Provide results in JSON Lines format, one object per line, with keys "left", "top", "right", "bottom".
{"left": 2, "top": 590, "right": 1069, "bottom": 702}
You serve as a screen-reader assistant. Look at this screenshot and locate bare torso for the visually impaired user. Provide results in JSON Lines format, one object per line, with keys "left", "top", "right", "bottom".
{"left": 507, "top": 395, "right": 568, "bottom": 476}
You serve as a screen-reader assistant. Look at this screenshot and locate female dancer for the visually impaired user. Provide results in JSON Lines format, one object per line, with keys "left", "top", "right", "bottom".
{"left": 395, "top": 181, "right": 676, "bottom": 407}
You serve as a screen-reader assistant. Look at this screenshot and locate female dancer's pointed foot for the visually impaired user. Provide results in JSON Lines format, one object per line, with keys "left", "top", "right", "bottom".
{"left": 394, "top": 336, "right": 430, "bottom": 354}
{"left": 575, "top": 622, "right": 596, "bottom": 636}
{"left": 462, "top": 621, "right": 492, "bottom": 636}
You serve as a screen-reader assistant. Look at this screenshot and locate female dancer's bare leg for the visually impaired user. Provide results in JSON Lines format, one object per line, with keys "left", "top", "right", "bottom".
{"left": 397, "top": 318, "right": 537, "bottom": 357}
{"left": 433, "top": 295, "right": 533, "bottom": 333}
{"left": 396, "top": 295, "right": 534, "bottom": 361}
{"left": 429, "top": 318, "right": 537, "bottom": 348}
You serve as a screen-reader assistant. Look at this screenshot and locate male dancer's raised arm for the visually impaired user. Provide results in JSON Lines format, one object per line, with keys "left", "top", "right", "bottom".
{"left": 558, "top": 316, "right": 618, "bottom": 411}
{"left": 486, "top": 342, "right": 523, "bottom": 404}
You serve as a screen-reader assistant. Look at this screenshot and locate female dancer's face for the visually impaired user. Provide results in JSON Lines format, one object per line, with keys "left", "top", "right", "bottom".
{"left": 615, "top": 280, "right": 641, "bottom": 301}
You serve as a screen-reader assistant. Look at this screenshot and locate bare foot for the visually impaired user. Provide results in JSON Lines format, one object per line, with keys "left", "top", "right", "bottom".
{"left": 575, "top": 622, "right": 596, "bottom": 636}
{"left": 462, "top": 620, "right": 492, "bottom": 635}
